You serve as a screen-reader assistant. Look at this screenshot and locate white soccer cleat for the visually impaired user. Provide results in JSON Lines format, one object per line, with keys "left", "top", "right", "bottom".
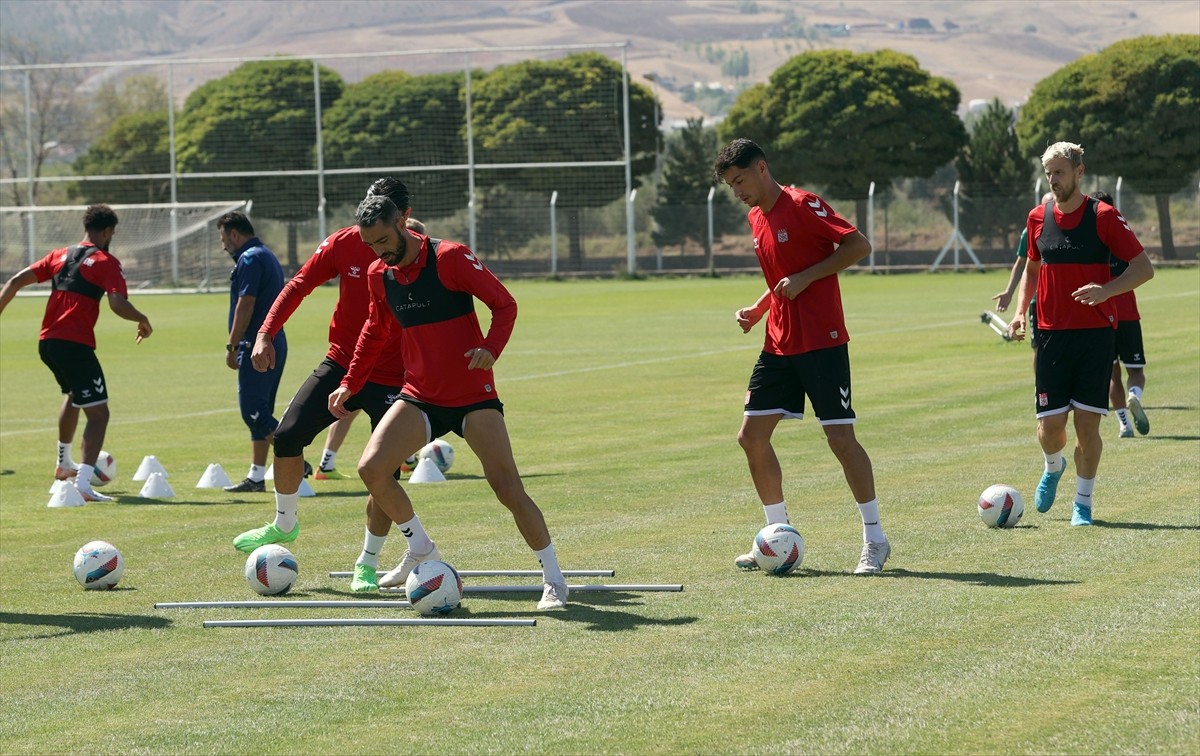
{"left": 734, "top": 551, "right": 759, "bottom": 571}
{"left": 378, "top": 542, "right": 441, "bottom": 588}
{"left": 853, "top": 539, "right": 891, "bottom": 574}
{"left": 537, "top": 580, "right": 569, "bottom": 610}
{"left": 77, "top": 487, "right": 114, "bottom": 503}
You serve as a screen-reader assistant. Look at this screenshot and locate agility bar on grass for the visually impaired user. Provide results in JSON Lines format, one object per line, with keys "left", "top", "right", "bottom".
{"left": 203, "top": 618, "right": 536, "bottom": 628}
{"left": 157, "top": 600, "right": 412, "bottom": 609}
{"left": 382, "top": 583, "right": 683, "bottom": 594}
{"left": 328, "top": 569, "right": 616, "bottom": 578}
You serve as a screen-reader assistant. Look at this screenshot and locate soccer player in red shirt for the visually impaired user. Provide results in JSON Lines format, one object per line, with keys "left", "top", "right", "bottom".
{"left": 0, "top": 204, "right": 152, "bottom": 502}
{"left": 328, "top": 195, "right": 568, "bottom": 609}
{"left": 231, "top": 178, "right": 410, "bottom": 592}
{"left": 1007, "top": 142, "right": 1153, "bottom": 526}
{"left": 714, "top": 138, "right": 891, "bottom": 574}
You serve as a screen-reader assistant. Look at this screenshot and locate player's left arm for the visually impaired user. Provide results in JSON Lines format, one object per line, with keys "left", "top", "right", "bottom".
{"left": 1072, "top": 207, "right": 1153, "bottom": 306}
{"left": 0, "top": 267, "right": 37, "bottom": 315}
{"left": 774, "top": 230, "right": 870, "bottom": 300}
{"left": 445, "top": 248, "right": 516, "bottom": 369}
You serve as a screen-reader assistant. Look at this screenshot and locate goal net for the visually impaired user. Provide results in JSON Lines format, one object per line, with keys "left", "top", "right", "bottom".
{"left": 0, "top": 201, "right": 248, "bottom": 290}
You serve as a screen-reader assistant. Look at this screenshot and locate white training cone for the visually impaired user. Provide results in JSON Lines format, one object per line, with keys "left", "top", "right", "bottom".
{"left": 408, "top": 456, "right": 446, "bottom": 483}
{"left": 297, "top": 478, "right": 316, "bottom": 498}
{"left": 48, "top": 480, "right": 87, "bottom": 508}
{"left": 139, "top": 471, "right": 176, "bottom": 499}
{"left": 264, "top": 463, "right": 274, "bottom": 481}
{"left": 196, "top": 463, "right": 233, "bottom": 489}
{"left": 133, "top": 455, "right": 169, "bottom": 481}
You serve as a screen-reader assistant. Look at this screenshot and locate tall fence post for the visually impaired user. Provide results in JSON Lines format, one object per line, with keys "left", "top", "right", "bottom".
{"left": 867, "top": 181, "right": 876, "bottom": 273}
{"left": 622, "top": 46, "right": 635, "bottom": 277}
{"left": 626, "top": 188, "right": 637, "bottom": 276}
{"left": 313, "top": 60, "right": 327, "bottom": 243}
{"left": 549, "top": 190, "right": 558, "bottom": 277}
{"left": 707, "top": 185, "right": 716, "bottom": 276}
{"left": 23, "top": 70, "right": 35, "bottom": 265}
{"left": 464, "top": 54, "right": 477, "bottom": 252}
{"left": 1115, "top": 176, "right": 1123, "bottom": 211}
{"left": 168, "top": 64, "right": 180, "bottom": 285}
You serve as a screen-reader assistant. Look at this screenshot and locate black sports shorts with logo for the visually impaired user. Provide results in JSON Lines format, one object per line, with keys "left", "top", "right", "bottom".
{"left": 744, "top": 344, "right": 856, "bottom": 425}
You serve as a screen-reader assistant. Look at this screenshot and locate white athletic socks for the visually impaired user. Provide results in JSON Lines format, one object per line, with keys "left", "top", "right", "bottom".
{"left": 320, "top": 448, "right": 336, "bottom": 471}
{"left": 535, "top": 542, "right": 565, "bottom": 584}
{"left": 396, "top": 515, "right": 434, "bottom": 554}
{"left": 76, "top": 464, "right": 95, "bottom": 491}
{"left": 57, "top": 442, "right": 75, "bottom": 470}
{"left": 857, "top": 498, "right": 885, "bottom": 543}
{"left": 248, "top": 464, "right": 267, "bottom": 483}
{"left": 273, "top": 491, "right": 300, "bottom": 532}
{"left": 1129, "top": 386, "right": 1143, "bottom": 402}
{"left": 356, "top": 527, "right": 387, "bottom": 568}
{"left": 762, "top": 502, "right": 789, "bottom": 525}
{"left": 1043, "top": 451, "right": 1065, "bottom": 473}
{"left": 1075, "top": 475, "right": 1096, "bottom": 506}
{"left": 1115, "top": 409, "right": 1132, "bottom": 432}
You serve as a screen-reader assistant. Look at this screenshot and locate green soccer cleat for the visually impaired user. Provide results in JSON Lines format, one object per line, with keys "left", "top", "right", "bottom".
{"left": 314, "top": 467, "right": 351, "bottom": 481}
{"left": 233, "top": 522, "right": 299, "bottom": 553}
{"left": 350, "top": 563, "right": 379, "bottom": 593}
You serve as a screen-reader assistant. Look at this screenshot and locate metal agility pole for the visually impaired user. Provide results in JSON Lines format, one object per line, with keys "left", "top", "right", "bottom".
{"left": 381, "top": 584, "right": 683, "bottom": 595}
{"left": 157, "top": 600, "right": 412, "bottom": 609}
{"left": 203, "top": 618, "right": 536, "bottom": 628}
{"left": 327, "top": 569, "right": 616, "bottom": 578}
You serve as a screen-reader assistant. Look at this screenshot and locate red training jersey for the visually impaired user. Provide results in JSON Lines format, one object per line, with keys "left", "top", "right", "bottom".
{"left": 749, "top": 186, "right": 857, "bottom": 355}
{"left": 343, "top": 234, "right": 517, "bottom": 407}
{"left": 30, "top": 242, "right": 129, "bottom": 348}
{"left": 259, "top": 226, "right": 406, "bottom": 386}
{"left": 1027, "top": 199, "right": 1143, "bottom": 330}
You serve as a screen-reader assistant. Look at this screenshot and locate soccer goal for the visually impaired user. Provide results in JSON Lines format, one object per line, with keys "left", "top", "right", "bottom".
{"left": 0, "top": 200, "right": 248, "bottom": 291}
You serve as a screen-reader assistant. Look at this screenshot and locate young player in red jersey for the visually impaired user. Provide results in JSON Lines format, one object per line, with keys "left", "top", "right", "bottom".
{"left": 1007, "top": 143, "right": 1153, "bottom": 526}
{"left": 714, "top": 138, "right": 890, "bottom": 574}
{"left": 231, "top": 178, "right": 411, "bottom": 592}
{"left": 0, "top": 204, "right": 152, "bottom": 502}
{"left": 328, "top": 195, "right": 568, "bottom": 609}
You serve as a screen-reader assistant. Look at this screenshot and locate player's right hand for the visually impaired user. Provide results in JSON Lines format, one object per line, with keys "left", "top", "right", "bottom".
{"left": 1007, "top": 314, "right": 1026, "bottom": 341}
{"left": 251, "top": 332, "right": 275, "bottom": 372}
{"left": 735, "top": 307, "right": 763, "bottom": 333}
{"left": 328, "top": 386, "right": 353, "bottom": 418}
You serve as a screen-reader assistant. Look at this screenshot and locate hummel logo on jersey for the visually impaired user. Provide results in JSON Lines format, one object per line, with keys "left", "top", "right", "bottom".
{"left": 807, "top": 198, "right": 829, "bottom": 218}
{"left": 777, "top": 229, "right": 789, "bottom": 243}
{"left": 464, "top": 252, "right": 483, "bottom": 271}
{"left": 1116, "top": 212, "right": 1132, "bottom": 232}
{"left": 348, "top": 265, "right": 362, "bottom": 278}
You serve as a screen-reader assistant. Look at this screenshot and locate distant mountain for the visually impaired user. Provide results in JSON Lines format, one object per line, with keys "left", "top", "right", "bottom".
{"left": 2, "top": 0, "right": 1195, "bottom": 122}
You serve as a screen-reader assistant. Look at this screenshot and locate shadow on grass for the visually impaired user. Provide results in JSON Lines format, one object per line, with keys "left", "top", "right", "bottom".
{"left": 0, "top": 611, "right": 172, "bottom": 640}
{"left": 1091, "top": 519, "right": 1200, "bottom": 531}
{"left": 305, "top": 586, "right": 697, "bottom": 632}
{"left": 792, "top": 568, "right": 1079, "bottom": 587}
{"left": 1132, "top": 435, "right": 1200, "bottom": 442}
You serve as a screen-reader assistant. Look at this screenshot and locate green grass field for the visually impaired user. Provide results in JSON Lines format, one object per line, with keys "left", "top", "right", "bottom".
{"left": 1, "top": 269, "right": 1197, "bottom": 754}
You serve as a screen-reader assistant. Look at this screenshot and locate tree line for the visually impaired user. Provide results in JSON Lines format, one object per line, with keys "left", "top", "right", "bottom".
{"left": 4, "top": 35, "right": 1197, "bottom": 263}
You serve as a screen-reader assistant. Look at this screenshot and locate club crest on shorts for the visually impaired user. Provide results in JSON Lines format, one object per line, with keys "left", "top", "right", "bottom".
{"left": 1038, "top": 392, "right": 1049, "bottom": 407}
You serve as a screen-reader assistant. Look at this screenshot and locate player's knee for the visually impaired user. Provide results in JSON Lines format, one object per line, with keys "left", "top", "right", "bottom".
{"left": 272, "top": 429, "right": 306, "bottom": 459}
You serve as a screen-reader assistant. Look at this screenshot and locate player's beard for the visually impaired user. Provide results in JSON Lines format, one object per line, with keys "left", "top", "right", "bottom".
{"left": 1051, "top": 174, "right": 1076, "bottom": 203}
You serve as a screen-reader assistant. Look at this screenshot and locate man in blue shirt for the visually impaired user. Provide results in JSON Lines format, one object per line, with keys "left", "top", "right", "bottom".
{"left": 218, "top": 211, "right": 287, "bottom": 493}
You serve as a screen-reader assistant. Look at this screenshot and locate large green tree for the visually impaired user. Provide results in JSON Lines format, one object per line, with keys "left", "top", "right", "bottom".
{"left": 70, "top": 110, "right": 170, "bottom": 204}
{"left": 471, "top": 52, "right": 659, "bottom": 266}
{"left": 651, "top": 118, "right": 743, "bottom": 258}
{"left": 321, "top": 70, "right": 468, "bottom": 218}
{"left": 175, "top": 60, "right": 344, "bottom": 268}
{"left": 720, "top": 48, "right": 966, "bottom": 230}
{"left": 953, "top": 99, "right": 1031, "bottom": 249}
{"left": 1017, "top": 34, "right": 1200, "bottom": 259}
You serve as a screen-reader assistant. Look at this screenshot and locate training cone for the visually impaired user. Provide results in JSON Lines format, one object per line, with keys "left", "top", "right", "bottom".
{"left": 48, "top": 480, "right": 87, "bottom": 508}
{"left": 297, "top": 478, "right": 316, "bottom": 498}
{"left": 196, "top": 463, "right": 233, "bottom": 489}
{"left": 139, "top": 471, "right": 176, "bottom": 499}
{"left": 264, "top": 463, "right": 274, "bottom": 481}
{"left": 132, "top": 455, "right": 169, "bottom": 481}
{"left": 408, "top": 456, "right": 446, "bottom": 483}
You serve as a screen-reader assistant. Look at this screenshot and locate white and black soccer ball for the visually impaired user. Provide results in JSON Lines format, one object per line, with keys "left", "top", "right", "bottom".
{"left": 73, "top": 540, "right": 124, "bottom": 590}
{"left": 91, "top": 450, "right": 117, "bottom": 487}
{"left": 978, "top": 484, "right": 1025, "bottom": 529}
{"left": 405, "top": 560, "right": 463, "bottom": 616}
{"left": 751, "top": 523, "right": 805, "bottom": 575}
{"left": 419, "top": 439, "right": 454, "bottom": 473}
{"left": 244, "top": 544, "right": 298, "bottom": 596}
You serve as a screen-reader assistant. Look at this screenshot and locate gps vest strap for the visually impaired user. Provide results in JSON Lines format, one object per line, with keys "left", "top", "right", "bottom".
{"left": 1037, "top": 198, "right": 1110, "bottom": 265}
{"left": 52, "top": 244, "right": 104, "bottom": 300}
{"left": 382, "top": 238, "right": 474, "bottom": 328}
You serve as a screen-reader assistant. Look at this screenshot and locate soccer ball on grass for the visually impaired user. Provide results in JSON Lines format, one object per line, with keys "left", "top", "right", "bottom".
{"left": 244, "top": 544, "right": 298, "bottom": 596}
{"left": 73, "top": 540, "right": 124, "bottom": 590}
{"left": 91, "top": 450, "right": 117, "bottom": 487}
{"left": 405, "top": 560, "right": 463, "bottom": 615}
{"left": 978, "top": 484, "right": 1024, "bottom": 529}
{"left": 751, "top": 523, "right": 805, "bottom": 575}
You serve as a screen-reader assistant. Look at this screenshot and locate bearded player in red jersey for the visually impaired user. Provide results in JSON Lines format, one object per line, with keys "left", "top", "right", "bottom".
{"left": 714, "top": 139, "right": 891, "bottom": 575}
{"left": 231, "top": 178, "right": 411, "bottom": 592}
{"left": 0, "top": 204, "right": 152, "bottom": 503}
{"left": 1008, "top": 142, "right": 1152, "bottom": 526}
{"left": 328, "top": 195, "right": 568, "bottom": 609}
